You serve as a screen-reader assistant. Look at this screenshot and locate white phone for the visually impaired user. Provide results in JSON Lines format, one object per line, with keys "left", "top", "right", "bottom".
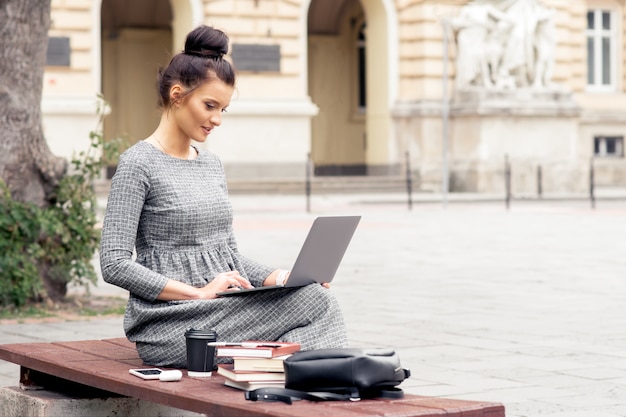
{"left": 129, "top": 368, "right": 163, "bottom": 380}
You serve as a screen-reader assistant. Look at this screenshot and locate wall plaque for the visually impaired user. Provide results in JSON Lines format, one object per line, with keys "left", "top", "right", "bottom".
{"left": 47, "top": 37, "right": 71, "bottom": 67}
{"left": 231, "top": 44, "right": 280, "bottom": 72}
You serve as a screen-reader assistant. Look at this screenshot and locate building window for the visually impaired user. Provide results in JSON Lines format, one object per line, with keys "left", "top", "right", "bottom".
{"left": 357, "top": 23, "right": 366, "bottom": 111}
{"left": 586, "top": 9, "right": 615, "bottom": 89}
{"left": 594, "top": 136, "right": 624, "bottom": 157}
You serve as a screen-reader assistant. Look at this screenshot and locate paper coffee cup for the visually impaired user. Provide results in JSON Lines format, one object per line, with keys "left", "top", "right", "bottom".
{"left": 185, "top": 328, "right": 218, "bottom": 377}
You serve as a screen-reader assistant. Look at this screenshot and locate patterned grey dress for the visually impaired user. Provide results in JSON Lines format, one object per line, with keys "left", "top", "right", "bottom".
{"left": 100, "top": 141, "right": 347, "bottom": 367}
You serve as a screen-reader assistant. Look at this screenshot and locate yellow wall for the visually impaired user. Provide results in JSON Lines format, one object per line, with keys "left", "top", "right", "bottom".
{"left": 102, "top": 29, "right": 171, "bottom": 145}
{"left": 205, "top": 0, "right": 305, "bottom": 97}
{"left": 309, "top": 34, "right": 366, "bottom": 167}
{"left": 308, "top": 0, "right": 367, "bottom": 168}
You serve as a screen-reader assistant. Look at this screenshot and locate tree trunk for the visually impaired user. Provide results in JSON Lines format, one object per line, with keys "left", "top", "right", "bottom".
{"left": 0, "top": 0, "right": 69, "bottom": 300}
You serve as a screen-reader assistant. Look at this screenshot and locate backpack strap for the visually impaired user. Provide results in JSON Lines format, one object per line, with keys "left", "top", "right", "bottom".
{"left": 245, "top": 387, "right": 360, "bottom": 404}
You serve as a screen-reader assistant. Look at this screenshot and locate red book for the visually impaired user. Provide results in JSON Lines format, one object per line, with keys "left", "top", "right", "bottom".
{"left": 213, "top": 341, "right": 300, "bottom": 358}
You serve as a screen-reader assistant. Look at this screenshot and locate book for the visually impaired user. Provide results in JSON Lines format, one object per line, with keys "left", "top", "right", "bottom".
{"left": 233, "top": 355, "right": 290, "bottom": 373}
{"left": 213, "top": 341, "right": 300, "bottom": 358}
{"left": 217, "top": 364, "right": 285, "bottom": 382}
{"left": 224, "top": 378, "right": 284, "bottom": 392}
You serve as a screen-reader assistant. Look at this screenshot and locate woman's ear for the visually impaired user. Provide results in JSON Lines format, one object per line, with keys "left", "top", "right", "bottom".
{"left": 170, "top": 84, "right": 184, "bottom": 107}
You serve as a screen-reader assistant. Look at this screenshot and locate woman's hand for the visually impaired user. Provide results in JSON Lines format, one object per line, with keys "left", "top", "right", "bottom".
{"left": 204, "top": 270, "right": 254, "bottom": 297}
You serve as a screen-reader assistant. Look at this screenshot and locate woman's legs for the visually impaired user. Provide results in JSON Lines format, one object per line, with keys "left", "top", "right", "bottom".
{"left": 133, "top": 285, "right": 347, "bottom": 367}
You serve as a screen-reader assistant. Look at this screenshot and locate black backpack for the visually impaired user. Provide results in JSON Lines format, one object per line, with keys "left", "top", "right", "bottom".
{"left": 245, "top": 348, "right": 411, "bottom": 404}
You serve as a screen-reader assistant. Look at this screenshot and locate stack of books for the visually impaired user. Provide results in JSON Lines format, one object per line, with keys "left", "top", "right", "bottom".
{"left": 213, "top": 341, "right": 301, "bottom": 391}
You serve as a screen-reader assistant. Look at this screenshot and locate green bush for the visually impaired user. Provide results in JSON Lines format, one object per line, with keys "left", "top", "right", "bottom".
{"left": 0, "top": 190, "right": 44, "bottom": 306}
{"left": 0, "top": 96, "right": 124, "bottom": 307}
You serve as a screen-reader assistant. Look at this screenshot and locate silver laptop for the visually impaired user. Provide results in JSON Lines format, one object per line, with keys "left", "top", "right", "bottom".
{"left": 217, "top": 216, "right": 360, "bottom": 297}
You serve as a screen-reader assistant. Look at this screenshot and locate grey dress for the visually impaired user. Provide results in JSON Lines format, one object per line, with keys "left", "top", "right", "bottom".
{"left": 100, "top": 141, "right": 347, "bottom": 367}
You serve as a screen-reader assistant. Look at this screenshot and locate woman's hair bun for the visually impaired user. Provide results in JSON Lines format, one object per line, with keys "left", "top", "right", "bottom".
{"left": 184, "top": 25, "right": 229, "bottom": 58}
{"left": 157, "top": 25, "right": 236, "bottom": 108}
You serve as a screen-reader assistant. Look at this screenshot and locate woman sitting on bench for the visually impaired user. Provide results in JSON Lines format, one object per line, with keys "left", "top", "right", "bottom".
{"left": 99, "top": 25, "right": 347, "bottom": 368}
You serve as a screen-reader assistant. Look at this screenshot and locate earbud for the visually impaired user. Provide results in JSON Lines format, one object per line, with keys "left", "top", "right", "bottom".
{"left": 159, "top": 370, "right": 183, "bottom": 382}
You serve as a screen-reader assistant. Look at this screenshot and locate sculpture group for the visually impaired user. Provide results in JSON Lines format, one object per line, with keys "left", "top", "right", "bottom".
{"left": 449, "top": 0, "right": 556, "bottom": 91}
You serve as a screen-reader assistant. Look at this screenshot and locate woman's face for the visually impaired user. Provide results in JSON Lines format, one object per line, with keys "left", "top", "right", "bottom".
{"left": 172, "top": 78, "right": 234, "bottom": 143}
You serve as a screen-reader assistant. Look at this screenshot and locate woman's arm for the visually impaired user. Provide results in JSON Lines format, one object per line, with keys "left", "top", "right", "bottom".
{"left": 262, "top": 269, "right": 284, "bottom": 287}
{"left": 156, "top": 270, "right": 254, "bottom": 300}
{"left": 261, "top": 270, "right": 330, "bottom": 289}
{"left": 99, "top": 155, "right": 170, "bottom": 300}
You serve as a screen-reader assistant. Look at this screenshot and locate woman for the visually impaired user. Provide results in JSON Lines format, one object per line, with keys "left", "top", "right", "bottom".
{"left": 99, "top": 25, "right": 347, "bottom": 368}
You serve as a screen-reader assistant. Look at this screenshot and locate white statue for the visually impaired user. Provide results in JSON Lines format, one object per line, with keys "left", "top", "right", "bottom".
{"left": 449, "top": 2, "right": 510, "bottom": 89}
{"left": 451, "top": 0, "right": 557, "bottom": 90}
{"left": 485, "top": 18, "right": 515, "bottom": 89}
{"left": 532, "top": 7, "right": 556, "bottom": 89}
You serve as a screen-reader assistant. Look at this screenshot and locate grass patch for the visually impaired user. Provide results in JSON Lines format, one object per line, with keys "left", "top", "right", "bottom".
{"left": 77, "top": 303, "right": 126, "bottom": 317}
{"left": 0, "top": 295, "right": 126, "bottom": 323}
{"left": 0, "top": 304, "right": 55, "bottom": 320}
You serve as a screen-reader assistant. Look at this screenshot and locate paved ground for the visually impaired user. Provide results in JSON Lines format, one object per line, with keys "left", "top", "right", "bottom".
{"left": 1, "top": 191, "right": 625, "bottom": 417}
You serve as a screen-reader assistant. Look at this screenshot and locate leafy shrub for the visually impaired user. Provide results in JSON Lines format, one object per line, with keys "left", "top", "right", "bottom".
{"left": 0, "top": 190, "right": 44, "bottom": 306}
{"left": 0, "top": 96, "right": 124, "bottom": 307}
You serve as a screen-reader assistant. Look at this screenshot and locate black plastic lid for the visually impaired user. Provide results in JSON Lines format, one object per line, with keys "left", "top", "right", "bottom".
{"left": 184, "top": 328, "right": 218, "bottom": 339}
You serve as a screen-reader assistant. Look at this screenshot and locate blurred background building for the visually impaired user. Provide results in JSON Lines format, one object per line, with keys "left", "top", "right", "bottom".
{"left": 43, "top": 0, "right": 626, "bottom": 194}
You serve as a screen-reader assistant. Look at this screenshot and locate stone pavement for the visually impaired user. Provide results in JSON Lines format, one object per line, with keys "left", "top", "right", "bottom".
{"left": 1, "top": 191, "right": 625, "bottom": 417}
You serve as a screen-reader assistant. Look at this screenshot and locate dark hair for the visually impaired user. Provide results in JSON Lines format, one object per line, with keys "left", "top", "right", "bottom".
{"left": 157, "top": 25, "right": 236, "bottom": 108}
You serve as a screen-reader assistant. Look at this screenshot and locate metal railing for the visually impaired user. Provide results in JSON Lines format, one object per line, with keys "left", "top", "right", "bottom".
{"left": 303, "top": 153, "right": 623, "bottom": 213}
{"left": 502, "top": 155, "right": 623, "bottom": 210}
{"left": 305, "top": 152, "right": 416, "bottom": 213}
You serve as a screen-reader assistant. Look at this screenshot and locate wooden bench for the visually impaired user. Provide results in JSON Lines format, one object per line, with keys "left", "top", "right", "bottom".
{"left": 0, "top": 338, "right": 505, "bottom": 417}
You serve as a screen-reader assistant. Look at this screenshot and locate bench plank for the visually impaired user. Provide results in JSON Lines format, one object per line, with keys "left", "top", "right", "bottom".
{"left": 0, "top": 338, "right": 505, "bottom": 417}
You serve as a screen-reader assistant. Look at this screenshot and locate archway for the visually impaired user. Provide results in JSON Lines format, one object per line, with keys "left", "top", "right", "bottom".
{"left": 100, "top": 0, "right": 203, "bottom": 151}
{"left": 307, "top": 0, "right": 395, "bottom": 176}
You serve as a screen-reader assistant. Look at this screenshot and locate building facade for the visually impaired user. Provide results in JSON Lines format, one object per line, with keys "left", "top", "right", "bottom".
{"left": 44, "top": 0, "right": 626, "bottom": 193}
